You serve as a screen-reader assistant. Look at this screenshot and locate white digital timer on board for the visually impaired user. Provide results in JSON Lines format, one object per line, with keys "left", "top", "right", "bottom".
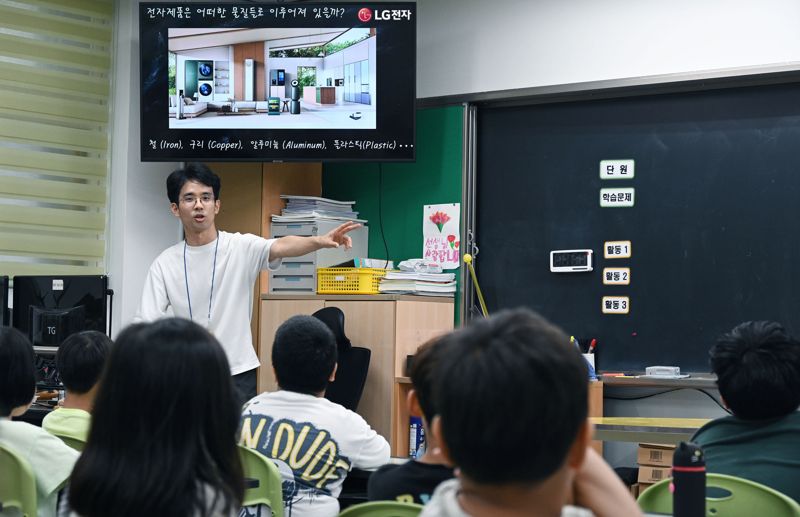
{"left": 550, "top": 249, "right": 593, "bottom": 273}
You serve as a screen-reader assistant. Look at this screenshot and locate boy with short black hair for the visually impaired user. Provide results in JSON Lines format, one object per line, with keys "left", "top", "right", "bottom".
{"left": 423, "top": 308, "right": 641, "bottom": 517}
{"left": 42, "top": 330, "right": 111, "bottom": 442}
{"left": 692, "top": 320, "right": 800, "bottom": 501}
{"left": 368, "top": 336, "right": 454, "bottom": 504}
{"left": 239, "top": 315, "right": 389, "bottom": 517}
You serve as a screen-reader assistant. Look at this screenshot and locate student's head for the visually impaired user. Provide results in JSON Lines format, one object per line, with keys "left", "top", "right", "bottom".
{"left": 272, "top": 315, "right": 337, "bottom": 395}
{"left": 710, "top": 320, "right": 800, "bottom": 419}
{"left": 166, "top": 163, "right": 221, "bottom": 234}
{"left": 69, "top": 318, "right": 243, "bottom": 517}
{"left": 56, "top": 330, "right": 111, "bottom": 396}
{"left": 433, "top": 308, "right": 590, "bottom": 486}
{"left": 408, "top": 336, "right": 449, "bottom": 427}
{"left": 0, "top": 327, "right": 35, "bottom": 418}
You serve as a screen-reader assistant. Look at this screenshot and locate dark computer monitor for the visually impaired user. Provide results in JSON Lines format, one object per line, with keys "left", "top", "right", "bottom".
{"left": 12, "top": 275, "right": 109, "bottom": 350}
{"left": 0, "top": 276, "right": 8, "bottom": 326}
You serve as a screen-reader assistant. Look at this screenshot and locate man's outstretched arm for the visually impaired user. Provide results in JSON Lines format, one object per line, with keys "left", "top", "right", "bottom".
{"left": 268, "top": 221, "right": 361, "bottom": 261}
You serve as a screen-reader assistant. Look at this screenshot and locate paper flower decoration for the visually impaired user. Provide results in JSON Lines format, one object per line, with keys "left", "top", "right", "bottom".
{"left": 429, "top": 211, "right": 451, "bottom": 232}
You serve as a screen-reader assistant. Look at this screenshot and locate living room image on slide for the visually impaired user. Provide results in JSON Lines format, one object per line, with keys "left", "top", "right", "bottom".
{"left": 168, "top": 27, "right": 376, "bottom": 129}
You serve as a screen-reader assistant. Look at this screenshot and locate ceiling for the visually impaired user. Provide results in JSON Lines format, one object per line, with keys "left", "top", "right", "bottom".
{"left": 168, "top": 28, "right": 348, "bottom": 52}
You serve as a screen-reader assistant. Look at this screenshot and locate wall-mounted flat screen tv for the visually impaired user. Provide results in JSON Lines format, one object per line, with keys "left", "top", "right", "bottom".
{"left": 140, "top": 2, "right": 416, "bottom": 162}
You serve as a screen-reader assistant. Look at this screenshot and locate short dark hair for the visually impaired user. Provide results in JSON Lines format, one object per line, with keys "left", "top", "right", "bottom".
{"left": 272, "top": 315, "right": 337, "bottom": 395}
{"left": 166, "top": 162, "right": 221, "bottom": 204}
{"left": 410, "top": 336, "right": 449, "bottom": 424}
{"left": 434, "top": 308, "right": 588, "bottom": 485}
{"left": 710, "top": 320, "right": 800, "bottom": 419}
{"left": 69, "top": 318, "right": 243, "bottom": 517}
{"left": 0, "top": 327, "right": 36, "bottom": 417}
{"left": 56, "top": 331, "right": 112, "bottom": 394}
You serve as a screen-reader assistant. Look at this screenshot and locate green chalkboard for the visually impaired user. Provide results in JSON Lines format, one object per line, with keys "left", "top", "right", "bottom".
{"left": 475, "top": 82, "right": 800, "bottom": 372}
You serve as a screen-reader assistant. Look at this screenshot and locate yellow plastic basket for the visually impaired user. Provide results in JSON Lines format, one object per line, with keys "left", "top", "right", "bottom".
{"left": 316, "top": 267, "right": 388, "bottom": 294}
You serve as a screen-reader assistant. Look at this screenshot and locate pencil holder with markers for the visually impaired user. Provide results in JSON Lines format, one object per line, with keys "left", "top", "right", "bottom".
{"left": 573, "top": 336, "right": 598, "bottom": 380}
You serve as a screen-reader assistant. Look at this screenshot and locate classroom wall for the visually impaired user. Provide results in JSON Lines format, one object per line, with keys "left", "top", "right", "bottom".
{"left": 412, "top": 0, "right": 761, "bottom": 467}
{"left": 111, "top": 1, "right": 800, "bottom": 332}
{"left": 322, "top": 106, "right": 463, "bottom": 315}
{"left": 416, "top": 0, "right": 800, "bottom": 99}
{"left": 108, "top": 0, "right": 182, "bottom": 335}
{"left": 322, "top": 106, "right": 463, "bottom": 263}
{"left": 109, "top": 3, "right": 777, "bottom": 470}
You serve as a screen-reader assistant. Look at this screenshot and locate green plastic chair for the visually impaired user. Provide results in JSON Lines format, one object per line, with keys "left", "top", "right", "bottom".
{"left": 0, "top": 442, "right": 37, "bottom": 517}
{"left": 238, "top": 445, "right": 284, "bottom": 517}
{"left": 338, "top": 501, "right": 424, "bottom": 517}
{"left": 50, "top": 432, "right": 86, "bottom": 452}
{"left": 638, "top": 473, "right": 800, "bottom": 517}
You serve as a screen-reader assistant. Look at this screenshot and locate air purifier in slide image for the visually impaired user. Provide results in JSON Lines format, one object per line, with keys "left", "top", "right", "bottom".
{"left": 244, "top": 59, "right": 254, "bottom": 101}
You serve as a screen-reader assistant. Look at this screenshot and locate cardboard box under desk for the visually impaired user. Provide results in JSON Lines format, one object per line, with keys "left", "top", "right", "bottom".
{"left": 637, "top": 443, "right": 676, "bottom": 467}
{"left": 638, "top": 465, "right": 672, "bottom": 484}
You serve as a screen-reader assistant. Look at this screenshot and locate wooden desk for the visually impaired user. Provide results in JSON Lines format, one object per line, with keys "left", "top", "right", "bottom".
{"left": 392, "top": 378, "right": 604, "bottom": 457}
{"left": 601, "top": 374, "right": 717, "bottom": 390}
{"left": 589, "top": 417, "right": 710, "bottom": 444}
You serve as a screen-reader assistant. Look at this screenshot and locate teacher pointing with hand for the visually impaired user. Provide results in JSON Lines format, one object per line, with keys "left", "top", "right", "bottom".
{"left": 136, "top": 162, "right": 360, "bottom": 405}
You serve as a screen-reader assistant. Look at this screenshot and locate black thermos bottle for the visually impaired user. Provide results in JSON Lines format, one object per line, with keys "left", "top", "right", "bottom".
{"left": 672, "top": 441, "right": 705, "bottom": 517}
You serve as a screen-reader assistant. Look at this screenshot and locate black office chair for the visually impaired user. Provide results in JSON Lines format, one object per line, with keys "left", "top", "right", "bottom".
{"left": 312, "top": 307, "right": 371, "bottom": 412}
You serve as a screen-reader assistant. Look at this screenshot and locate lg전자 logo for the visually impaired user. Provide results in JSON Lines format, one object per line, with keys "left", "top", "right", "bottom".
{"left": 358, "top": 7, "right": 372, "bottom": 22}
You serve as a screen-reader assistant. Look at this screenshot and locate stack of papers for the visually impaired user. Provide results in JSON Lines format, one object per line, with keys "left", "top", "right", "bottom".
{"left": 378, "top": 270, "right": 456, "bottom": 297}
{"left": 272, "top": 195, "right": 366, "bottom": 223}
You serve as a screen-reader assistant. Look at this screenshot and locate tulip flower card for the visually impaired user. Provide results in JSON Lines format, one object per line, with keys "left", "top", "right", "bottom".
{"left": 423, "top": 203, "right": 461, "bottom": 269}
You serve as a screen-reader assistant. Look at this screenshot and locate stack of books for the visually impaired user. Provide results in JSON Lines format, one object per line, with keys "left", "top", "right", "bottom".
{"left": 378, "top": 270, "right": 456, "bottom": 296}
{"left": 272, "top": 195, "right": 366, "bottom": 223}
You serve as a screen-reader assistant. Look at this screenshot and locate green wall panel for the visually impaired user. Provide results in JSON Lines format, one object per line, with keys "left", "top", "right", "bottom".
{"left": 323, "top": 105, "right": 464, "bottom": 320}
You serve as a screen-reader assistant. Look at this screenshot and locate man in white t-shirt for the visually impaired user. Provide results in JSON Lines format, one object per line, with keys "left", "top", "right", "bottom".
{"left": 136, "top": 163, "right": 359, "bottom": 404}
{"left": 239, "top": 315, "right": 390, "bottom": 517}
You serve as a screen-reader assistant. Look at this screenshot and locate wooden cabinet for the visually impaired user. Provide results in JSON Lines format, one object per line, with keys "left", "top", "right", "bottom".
{"left": 317, "top": 86, "right": 336, "bottom": 104}
{"left": 259, "top": 294, "right": 455, "bottom": 442}
{"left": 588, "top": 381, "right": 604, "bottom": 455}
